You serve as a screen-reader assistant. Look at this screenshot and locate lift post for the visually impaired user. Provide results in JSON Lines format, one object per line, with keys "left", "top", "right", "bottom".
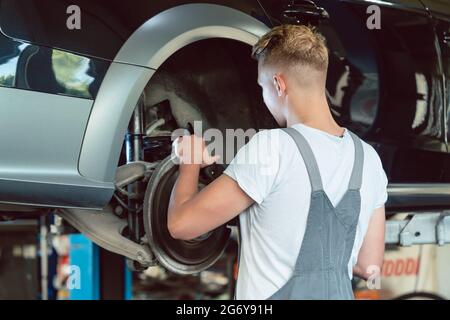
{"left": 68, "top": 234, "right": 133, "bottom": 300}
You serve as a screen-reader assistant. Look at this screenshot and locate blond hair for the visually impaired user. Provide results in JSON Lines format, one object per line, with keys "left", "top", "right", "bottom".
{"left": 252, "top": 24, "right": 329, "bottom": 72}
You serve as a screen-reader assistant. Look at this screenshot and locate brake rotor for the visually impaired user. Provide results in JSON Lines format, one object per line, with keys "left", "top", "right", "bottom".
{"left": 143, "top": 156, "right": 230, "bottom": 274}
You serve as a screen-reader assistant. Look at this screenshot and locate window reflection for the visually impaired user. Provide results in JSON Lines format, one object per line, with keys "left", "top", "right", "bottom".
{"left": 0, "top": 33, "right": 108, "bottom": 99}
{"left": 0, "top": 37, "right": 25, "bottom": 88}
{"left": 52, "top": 50, "right": 94, "bottom": 99}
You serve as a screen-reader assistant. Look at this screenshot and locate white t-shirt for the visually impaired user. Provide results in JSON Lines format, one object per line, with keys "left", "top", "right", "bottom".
{"left": 223, "top": 123, "right": 388, "bottom": 300}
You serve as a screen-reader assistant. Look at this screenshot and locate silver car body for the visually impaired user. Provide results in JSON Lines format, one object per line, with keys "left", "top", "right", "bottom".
{"left": 0, "top": 4, "right": 269, "bottom": 209}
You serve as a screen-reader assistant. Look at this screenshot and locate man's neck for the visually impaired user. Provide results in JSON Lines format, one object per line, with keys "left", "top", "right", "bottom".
{"left": 285, "top": 97, "right": 343, "bottom": 136}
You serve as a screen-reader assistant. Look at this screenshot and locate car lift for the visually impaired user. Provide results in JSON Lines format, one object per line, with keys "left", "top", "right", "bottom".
{"left": 385, "top": 211, "right": 450, "bottom": 246}
{"left": 39, "top": 213, "right": 133, "bottom": 300}
{"left": 68, "top": 234, "right": 133, "bottom": 300}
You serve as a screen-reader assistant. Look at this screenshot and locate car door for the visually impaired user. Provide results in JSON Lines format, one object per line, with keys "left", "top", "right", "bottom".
{"left": 0, "top": 1, "right": 113, "bottom": 208}
{"left": 421, "top": 0, "right": 450, "bottom": 183}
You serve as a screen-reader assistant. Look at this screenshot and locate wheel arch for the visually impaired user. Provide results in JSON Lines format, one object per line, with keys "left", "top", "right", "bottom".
{"left": 78, "top": 3, "right": 270, "bottom": 184}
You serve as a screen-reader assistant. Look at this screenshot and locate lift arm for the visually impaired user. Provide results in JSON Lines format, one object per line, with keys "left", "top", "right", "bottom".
{"left": 385, "top": 212, "right": 450, "bottom": 246}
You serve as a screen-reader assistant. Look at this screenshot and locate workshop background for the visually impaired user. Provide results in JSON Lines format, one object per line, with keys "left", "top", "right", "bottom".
{"left": 1, "top": 213, "right": 450, "bottom": 300}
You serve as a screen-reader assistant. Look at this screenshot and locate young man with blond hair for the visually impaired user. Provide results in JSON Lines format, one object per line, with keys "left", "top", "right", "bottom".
{"left": 168, "top": 25, "right": 388, "bottom": 300}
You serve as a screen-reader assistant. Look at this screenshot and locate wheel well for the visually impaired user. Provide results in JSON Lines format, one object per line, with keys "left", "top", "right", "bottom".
{"left": 142, "top": 38, "right": 277, "bottom": 135}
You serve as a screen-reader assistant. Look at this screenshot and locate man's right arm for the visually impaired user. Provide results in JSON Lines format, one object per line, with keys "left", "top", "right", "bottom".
{"left": 353, "top": 206, "right": 386, "bottom": 280}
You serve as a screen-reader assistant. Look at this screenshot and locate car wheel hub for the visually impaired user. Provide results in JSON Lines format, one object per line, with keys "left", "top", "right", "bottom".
{"left": 143, "top": 156, "right": 230, "bottom": 274}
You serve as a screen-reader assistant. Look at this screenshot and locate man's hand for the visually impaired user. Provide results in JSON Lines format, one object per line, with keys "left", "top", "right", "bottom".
{"left": 167, "top": 135, "right": 254, "bottom": 241}
{"left": 173, "top": 135, "right": 220, "bottom": 168}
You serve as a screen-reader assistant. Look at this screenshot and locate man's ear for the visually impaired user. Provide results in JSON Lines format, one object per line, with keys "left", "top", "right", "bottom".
{"left": 273, "top": 74, "right": 287, "bottom": 97}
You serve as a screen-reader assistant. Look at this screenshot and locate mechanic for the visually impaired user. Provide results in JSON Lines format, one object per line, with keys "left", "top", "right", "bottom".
{"left": 167, "top": 24, "right": 388, "bottom": 300}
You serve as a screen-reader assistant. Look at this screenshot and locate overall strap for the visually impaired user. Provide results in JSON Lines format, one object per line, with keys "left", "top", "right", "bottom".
{"left": 347, "top": 131, "right": 364, "bottom": 191}
{"left": 282, "top": 127, "right": 323, "bottom": 192}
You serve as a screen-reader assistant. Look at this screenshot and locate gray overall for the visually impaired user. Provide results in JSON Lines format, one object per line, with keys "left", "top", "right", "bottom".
{"left": 266, "top": 127, "right": 365, "bottom": 300}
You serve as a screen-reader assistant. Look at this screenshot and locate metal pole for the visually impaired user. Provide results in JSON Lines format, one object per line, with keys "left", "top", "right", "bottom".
{"left": 39, "top": 215, "right": 48, "bottom": 300}
{"left": 125, "top": 96, "right": 145, "bottom": 243}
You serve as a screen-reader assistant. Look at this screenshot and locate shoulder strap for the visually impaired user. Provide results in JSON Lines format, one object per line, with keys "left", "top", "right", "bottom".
{"left": 347, "top": 131, "right": 364, "bottom": 190}
{"left": 282, "top": 127, "right": 324, "bottom": 192}
{"left": 282, "top": 127, "right": 365, "bottom": 192}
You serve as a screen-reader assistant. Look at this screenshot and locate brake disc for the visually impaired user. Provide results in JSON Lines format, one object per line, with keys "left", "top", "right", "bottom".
{"left": 143, "top": 156, "right": 230, "bottom": 275}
